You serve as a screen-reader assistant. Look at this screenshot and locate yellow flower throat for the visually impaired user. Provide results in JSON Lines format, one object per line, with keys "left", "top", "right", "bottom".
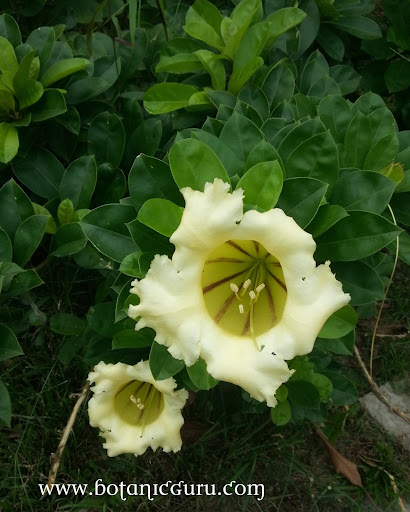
{"left": 202, "top": 239, "right": 287, "bottom": 338}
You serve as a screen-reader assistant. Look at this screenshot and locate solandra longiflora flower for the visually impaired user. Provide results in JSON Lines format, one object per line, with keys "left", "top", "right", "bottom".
{"left": 128, "top": 179, "right": 350, "bottom": 407}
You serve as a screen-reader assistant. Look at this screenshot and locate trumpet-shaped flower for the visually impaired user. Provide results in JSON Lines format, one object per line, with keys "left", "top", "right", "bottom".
{"left": 128, "top": 179, "right": 350, "bottom": 406}
{"left": 88, "top": 360, "right": 188, "bottom": 456}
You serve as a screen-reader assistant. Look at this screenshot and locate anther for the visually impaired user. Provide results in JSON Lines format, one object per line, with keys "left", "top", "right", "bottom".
{"left": 249, "top": 290, "right": 256, "bottom": 300}
{"left": 243, "top": 279, "right": 251, "bottom": 290}
{"left": 230, "top": 283, "right": 239, "bottom": 293}
{"left": 256, "top": 283, "right": 265, "bottom": 293}
{"left": 238, "top": 304, "right": 244, "bottom": 314}
{"left": 130, "top": 394, "right": 137, "bottom": 404}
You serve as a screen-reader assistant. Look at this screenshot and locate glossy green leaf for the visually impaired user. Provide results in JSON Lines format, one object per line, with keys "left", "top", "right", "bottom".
{"left": 330, "top": 170, "right": 395, "bottom": 214}
{"left": 31, "top": 89, "right": 67, "bottom": 122}
{"left": 195, "top": 50, "right": 226, "bottom": 90}
{"left": 87, "top": 303, "right": 120, "bottom": 338}
{"left": 60, "top": 156, "right": 97, "bottom": 210}
{"left": 120, "top": 251, "right": 155, "bottom": 278}
{"left": 0, "top": 123, "right": 18, "bottom": 164}
{"left": 0, "top": 35, "right": 18, "bottom": 75}
{"left": 307, "top": 204, "right": 349, "bottom": 238}
{"left": 219, "top": 112, "right": 263, "bottom": 164}
{"left": 13, "top": 51, "right": 43, "bottom": 109}
{"left": 315, "top": 331, "right": 355, "bottom": 355}
{"left": 0, "top": 228, "right": 12, "bottom": 262}
{"left": 323, "top": 371, "right": 357, "bottom": 406}
{"left": 0, "top": 380, "right": 11, "bottom": 427}
{"left": 318, "top": 95, "right": 352, "bottom": 144}
{"left": 57, "top": 198, "right": 74, "bottom": 225}
{"left": 138, "top": 199, "right": 183, "bottom": 238}
{"left": 276, "top": 177, "right": 328, "bottom": 228}
{"left": 187, "top": 357, "right": 218, "bottom": 390}
{"left": 112, "top": 329, "right": 154, "bottom": 349}
{"left": 183, "top": 0, "right": 224, "bottom": 50}
{"left": 315, "top": 211, "right": 402, "bottom": 261}
{"left": 125, "top": 119, "right": 162, "bottom": 168}
{"left": 51, "top": 223, "right": 87, "bottom": 257}
{"left": 5, "top": 269, "right": 42, "bottom": 297}
{"left": 318, "top": 305, "right": 357, "bottom": 339}
{"left": 88, "top": 112, "right": 125, "bottom": 168}
{"left": 236, "top": 160, "right": 283, "bottom": 210}
{"left": 328, "top": 16, "right": 382, "bottom": 40}
{"left": 12, "top": 147, "right": 64, "bottom": 199}
{"left": 287, "top": 380, "right": 321, "bottom": 422}
{"left": 331, "top": 261, "right": 384, "bottom": 305}
{"left": 228, "top": 21, "right": 270, "bottom": 94}
{"left": 0, "top": 14, "right": 22, "bottom": 47}
{"left": 259, "top": 62, "right": 295, "bottom": 110}
{"left": 225, "top": 0, "right": 260, "bottom": 57}
{"left": 0, "top": 324, "right": 23, "bottom": 361}
{"left": 149, "top": 341, "right": 185, "bottom": 380}
{"left": 93, "top": 164, "right": 126, "bottom": 207}
{"left": 341, "top": 110, "right": 371, "bottom": 168}
{"left": 156, "top": 38, "right": 204, "bottom": 74}
{"left": 50, "top": 313, "right": 86, "bottom": 336}
{"left": 13, "top": 215, "right": 48, "bottom": 266}
{"left": 26, "top": 26, "right": 55, "bottom": 68}
{"left": 169, "top": 138, "right": 230, "bottom": 191}
{"left": 144, "top": 83, "right": 198, "bottom": 114}
{"left": 80, "top": 204, "right": 138, "bottom": 262}
{"left": 265, "top": 7, "right": 306, "bottom": 44}
{"left": 329, "top": 65, "right": 361, "bottom": 96}
{"left": 40, "top": 57, "right": 89, "bottom": 87}
{"left": 0, "top": 180, "right": 34, "bottom": 239}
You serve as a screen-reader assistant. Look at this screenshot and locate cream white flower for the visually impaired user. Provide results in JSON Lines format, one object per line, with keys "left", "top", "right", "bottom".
{"left": 88, "top": 360, "right": 188, "bottom": 457}
{"left": 128, "top": 179, "right": 350, "bottom": 407}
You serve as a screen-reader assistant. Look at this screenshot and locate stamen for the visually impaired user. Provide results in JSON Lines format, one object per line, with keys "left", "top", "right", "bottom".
{"left": 230, "top": 283, "right": 239, "bottom": 293}
{"left": 130, "top": 394, "right": 137, "bottom": 404}
{"left": 249, "top": 290, "right": 256, "bottom": 300}
{"left": 256, "top": 283, "right": 265, "bottom": 293}
{"left": 243, "top": 279, "right": 251, "bottom": 290}
{"left": 238, "top": 304, "right": 244, "bottom": 314}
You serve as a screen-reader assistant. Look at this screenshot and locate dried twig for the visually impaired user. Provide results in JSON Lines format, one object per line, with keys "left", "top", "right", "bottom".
{"left": 42, "top": 381, "right": 90, "bottom": 496}
{"left": 354, "top": 345, "right": 410, "bottom": 425}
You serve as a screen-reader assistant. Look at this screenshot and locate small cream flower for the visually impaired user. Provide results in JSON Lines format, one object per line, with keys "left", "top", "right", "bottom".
{"left": 88, "top": 361, "right": 188, "bottom": 456}
{"left": 128, "top": 179, "right": 350, "bottom": 406}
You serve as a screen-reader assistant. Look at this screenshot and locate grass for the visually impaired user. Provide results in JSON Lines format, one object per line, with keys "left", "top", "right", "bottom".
{"left": 1, "top": 258, "right": 409, "bottom": 512}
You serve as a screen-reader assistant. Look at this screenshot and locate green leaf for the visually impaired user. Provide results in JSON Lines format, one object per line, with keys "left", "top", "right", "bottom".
{"left": 0, "top": 324, "right": 23, "bottom": 361}
{"left": 219, "top": 112, "right": 264, "bottom": 164}
{"left": 50, "top": 313, "right": 86, "bottom": 336}
{"left": 271, "top": 400, "right": 291, "bottom": 426}
{"left": 0, "top": 380, "right": 11, "bottom": 428}
{"left": 236, "top": 160, "right": 283, "bottom": 210}
{"left": 120, "top": 251, "right": 155, "bottom": 278}
{"left": 13, "top": 215, "right": 48, "bottom": 267}
{"left": 0, "top": 35, "right": 18, "bottom": 75}
{"left": 129, "top": 154, "right": 182, "bottom": 211}
{"left": 55, "top": 106, "right": 80, "bottom": 134}
{"left": 329, "top": 65, "right": 361, "bottom": 96}
{"left": 0, "top": 227, "right": 12, "bottom": 262}
{"left": 287, "top": 380, "right": 321, "bottom": 422}
{"left": 318, "top": 95, "right": 352, "bottom": 144}
{"left": 88, "top": 112, "right": 125, "bottom": 168}
{"left": 51, "top": 223, "right": 87, "bottom": 257}
{"left": 228, "top": 21, "right": 270, "bottom": 94}
{"left": 93, "top": 164, "right": 126, "bottom": 207}
{"left": 330, "top": 170, "right": 395, "bottom": 214}
{"left": 315, "top": 211, "right": 402, "bottom": 261}
{"left": 317, "top": 26, "right": 344, "bottom": 61}
{"left": 26, "top": 26, "right": 55, "bottom": 68}
{"left": 195, "top": 50, "right": 226, "bottom": 90}
{"left": 60, "top": 156, "right": 97, "bottom": 210}
{"left": 307, "top": 204, "right": 349, "bottom": 238}
{"left": 112, "top": 329, "right": 154, "bottom": 349}
{"left": 144, "top": 83, "right": 199, "bottom": 115}
{"left": 156, "top": 38, "right": 204, "bottom": 74}
{"left": 315, "top": 331, "right": 355, "bottom": 355}
{"left": 169, "top": 138, "right": 230, "bottom": 191}
{"left": 30, "top": 89, "right": 67, "bottom": 122}
{"left": 318, "top": 305, "right": 357, "bottom": 339}
{"left": 187, "top": 357, "right": 218, "bottom": 390}
{"left": 80, "top": 204, "right": 138, "bottom": 263}
{"left": 328, "top": 16, "right": 382, "bottom": 40}
{"left": 0, "top": 14, "right": 22, "bottom": 48}
{"left": 13, "top": 51, "right": 43, "bottom": 108}
{"left": 0, "top": 123, "right": 18, "bottom": 164}
{"left": 137, "top": 199, "right": 183, "bottom": 237}
{"left": 265, "top": 7, "right": 307, "bottom": 44}
{"left": 322, "top": 371, "right": 357, "bottom": 406}
{"left": 183, "top": 0, "right": 224, "bottom": 50}
{"left": 331, "top": 261, "right": 384, "bottom": 305}
{"left": 125, "top": 119, "right": 162, "bottom": 168}
{"left": 258, "top": 61, "right": 295, "bottom": 110}
{"left": 57, "top": 198, "right": 75, "bottom": 225}
{"left": 276, "top": 177, "right": 328, "bottom": 228}
{"left": 40, "top": 57, "right": 89, "bottom": 87}
{"left": 87, "top": 303, "right": 119, "bottom": 338}
{"left": 5, "top": 269, "right": 42, "bottom": 297}
{"left": 12, "top": 147, "right": 64, "bottom": 199}
{"left": 149, "top": 341, "right": 185, "bottom": 380}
